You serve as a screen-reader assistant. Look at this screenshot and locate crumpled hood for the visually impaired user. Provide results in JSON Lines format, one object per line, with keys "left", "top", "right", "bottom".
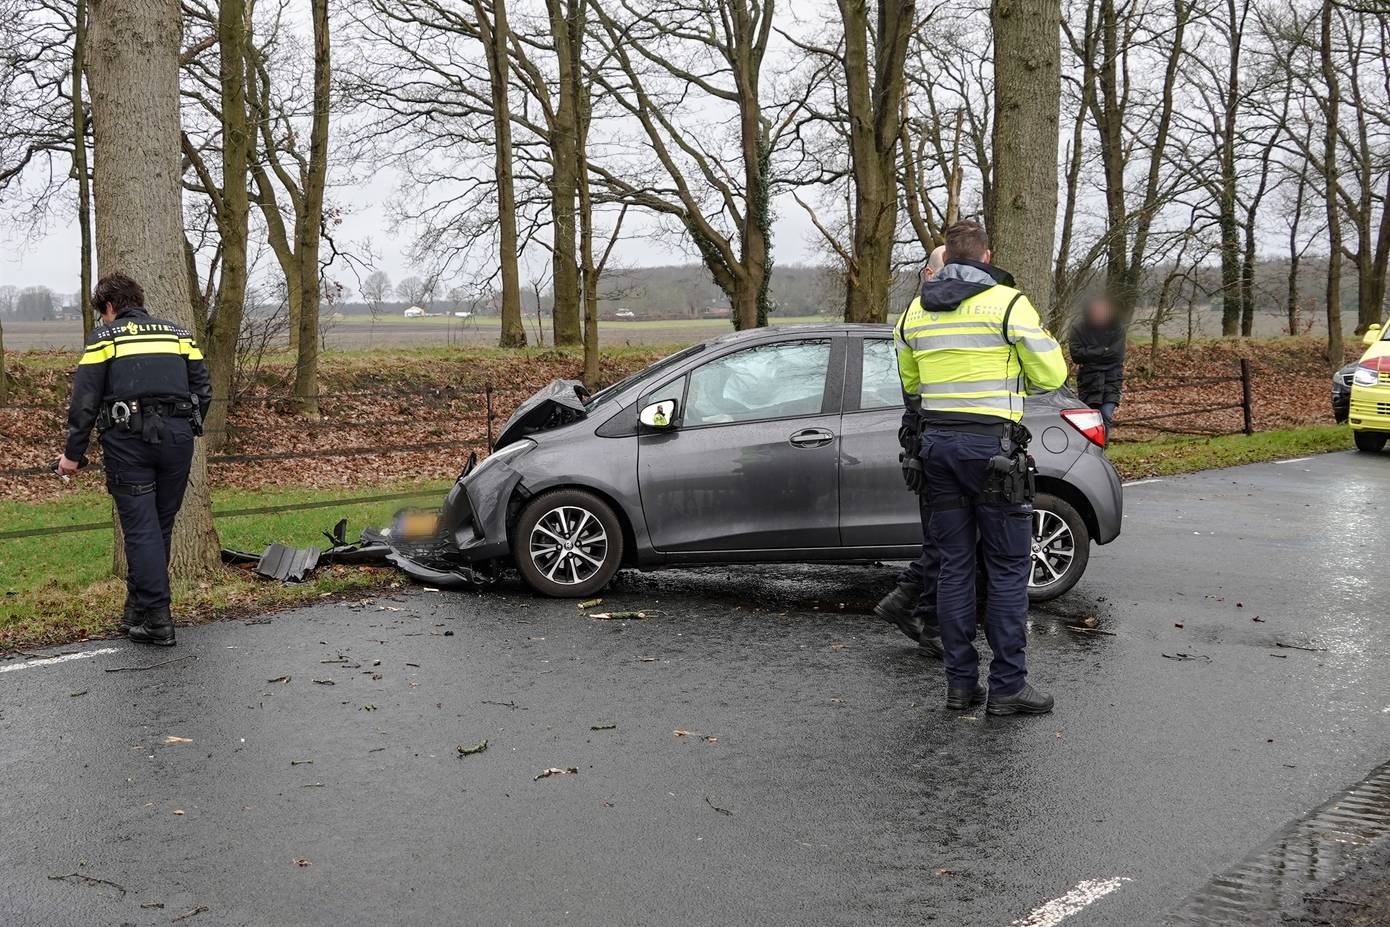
{"left": 918, "top": 259, "right": 1015, "bottom": 312}
{"left": 493, "top": 378, "right": 590, "bottom": 449}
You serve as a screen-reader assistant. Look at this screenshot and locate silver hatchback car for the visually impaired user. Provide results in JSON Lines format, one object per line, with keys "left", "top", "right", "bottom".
{"left": 426, "top": 325, "right": 1122, "bottom": 600}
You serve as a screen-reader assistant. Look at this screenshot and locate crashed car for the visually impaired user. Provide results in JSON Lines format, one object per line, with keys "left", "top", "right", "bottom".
{"left": 398, "top": 325, "right": 1123, "bottom": 601}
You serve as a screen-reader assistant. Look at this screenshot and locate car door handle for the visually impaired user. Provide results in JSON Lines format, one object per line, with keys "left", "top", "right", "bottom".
{"left": 788, "top": 428, "right": 834, "bottom": 448}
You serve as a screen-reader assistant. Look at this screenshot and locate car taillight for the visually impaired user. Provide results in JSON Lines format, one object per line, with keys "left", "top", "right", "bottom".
{"left": 1359, "top": 355, "right": 1390, "bottom": 372}
{"left": 1061, "top": 409, "right": 1107, "bottom": 447}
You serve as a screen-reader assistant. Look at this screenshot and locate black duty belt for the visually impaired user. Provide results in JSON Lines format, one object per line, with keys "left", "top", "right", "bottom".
{"left": 922, "top": 420, "right": 1011, "bottom": 437}
{"left": 98, "top": 397, "right": 200, "bottom": 443}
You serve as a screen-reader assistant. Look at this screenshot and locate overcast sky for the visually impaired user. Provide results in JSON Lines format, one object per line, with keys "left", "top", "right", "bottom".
{"left": 0, "top": 163, "right": 827, "bottom": 298}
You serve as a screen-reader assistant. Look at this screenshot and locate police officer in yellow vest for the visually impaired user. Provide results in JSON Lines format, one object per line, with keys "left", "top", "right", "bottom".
{"left": 895, "top": 221, "right": 1066, "bottom": 714}
{"left": 58, "top": 273, "right": 211, "bottom": 647}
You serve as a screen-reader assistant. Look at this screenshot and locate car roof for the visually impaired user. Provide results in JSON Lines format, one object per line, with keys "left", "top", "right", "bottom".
{"left": 704, "top": 322, "right": 893, "bottom": 346}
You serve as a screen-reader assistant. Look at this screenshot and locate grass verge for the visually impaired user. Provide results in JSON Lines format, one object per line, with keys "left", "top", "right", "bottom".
{"left": 3, "top": 422, "right": 1362, "bottom": 653}
{"left": 1108, "top": 424, "right": 1354, "bottom": 479}
{"left": 1, "top": 479, "right": 451, "bottom": 654}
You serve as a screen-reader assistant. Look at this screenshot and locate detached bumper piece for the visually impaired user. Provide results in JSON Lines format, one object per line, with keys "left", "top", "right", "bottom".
{"left": 255, "top": 544, "right": 322, "bottom": 583}
{"left": 360, "top": 527, "right": 496, "bottom": 589}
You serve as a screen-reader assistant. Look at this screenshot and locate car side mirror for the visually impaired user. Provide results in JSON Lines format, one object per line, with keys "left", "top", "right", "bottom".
{"left": 1363, "top": 324, "right": 1382, "bottom": 346}
{"left": 639, "top": 399, "right": 678, "bottom": 430}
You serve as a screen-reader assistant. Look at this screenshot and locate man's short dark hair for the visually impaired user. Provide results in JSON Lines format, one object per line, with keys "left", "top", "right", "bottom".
{"left": 943, "top": 221, "right": 989, "bottom": 263}
{"left": 93, "top": 273, "right": 145, "bottom": 313}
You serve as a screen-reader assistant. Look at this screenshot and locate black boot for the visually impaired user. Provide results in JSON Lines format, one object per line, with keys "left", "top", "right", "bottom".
{"left": 120, "top": 601, "right": 144, "bottom": 632}
{"left": 945, "top": 683, "right": 986, "bottom": 710}
{"left": 128, "top": 605, "right": 176, "bottom": 647}
{"left": 987, "top": 683, "right": 1054, "bottom": 716}
{"left": 874, "top": 583, "right": 926, "bottom": 642}
{"left": 918, "top": 635, "right": 944, "bottom": 659}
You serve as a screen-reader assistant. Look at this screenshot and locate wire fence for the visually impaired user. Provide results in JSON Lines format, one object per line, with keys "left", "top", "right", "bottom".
{"left": 1113, "top": 359, "right": 1254, "bottom": 438}
{"left": 0, "top": 382, "right": 500, "bottom": 479}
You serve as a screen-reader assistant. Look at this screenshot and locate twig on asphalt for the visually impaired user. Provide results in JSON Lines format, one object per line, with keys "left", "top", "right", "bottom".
{"left": 1065, "top": 625, "right": 1117, "bottom": 636}
{"left": 705, "top": 796, "right": 733, "bottom": 816}
{"left": 47, "top": 872, "right": 126, "bottom": 895}
{"left": 1275, "top": 641, "right": 1328, "bottom": 653}
{"left": 172, "top": 904, "right": 210, "bottom": 921}
{"left": 104, "top": 655, "right": 196, "bottom": 673}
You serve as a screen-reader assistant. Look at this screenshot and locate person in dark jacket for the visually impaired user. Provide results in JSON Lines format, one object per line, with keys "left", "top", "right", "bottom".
{"left": 1069, "top": 294, "right": 1126, "bottom": 430}
{"left": 58, "top": 273, "right": 211, "bottom": 646}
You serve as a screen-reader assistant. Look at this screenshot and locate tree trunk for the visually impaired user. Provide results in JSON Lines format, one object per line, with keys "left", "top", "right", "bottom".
{"left": 292, "top": 0, "right": 330, "bottom": 415}
{"left": 838, "top": 0, "right": 914, "bottom": 324}
{"left": 1320, "top": 0, "right": 1343, "bottom": 366}
{"left": 87, "top": 0, "right": 221, "bottom": 581}
{"left": 475, "top": 0, "right": 526, "bottom": 348}
{"left": 202, "top": 0, "right": 253, "bottom": 452}
{"left": 0, "top": 315, "right": 7, "bottom": 405}
{"left": 73, "top": 0, "right": 94, "bottom": 337}
{"left": 547, "top": 0, "right": 583, "bottom": 347}
{"left": 990, "top": 0, "right": 1062, "bottom": 318}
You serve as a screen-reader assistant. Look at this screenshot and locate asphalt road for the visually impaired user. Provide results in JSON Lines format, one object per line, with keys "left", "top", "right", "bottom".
{"left": 3, "top": 450, "right": 1389, "bottom": 927}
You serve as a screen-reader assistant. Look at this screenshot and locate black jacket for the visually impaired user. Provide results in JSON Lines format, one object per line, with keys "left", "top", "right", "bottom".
{"left": 1069, "top": 319, "right": 1126, "bottom": 407}
{"left": 65, "top": 307, "right": 212, "bottom": 460}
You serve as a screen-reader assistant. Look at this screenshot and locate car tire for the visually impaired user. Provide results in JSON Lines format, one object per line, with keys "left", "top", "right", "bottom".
{"left": 1027, "top": 493, "right": 1090, "bottom": 603}
{"left": 1354, "top": 430, "right": 1388, "bottom": 453}
{"left": 513, "top": 489, "right": 624, "bottom": 598}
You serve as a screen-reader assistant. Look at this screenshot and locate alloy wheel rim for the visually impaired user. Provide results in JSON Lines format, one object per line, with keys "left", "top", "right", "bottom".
{"left": 529, "top": 505, "right": 608, "bottom": 586}
{"left": 1029, "top": 509, "right": 1075, "bottom": 589}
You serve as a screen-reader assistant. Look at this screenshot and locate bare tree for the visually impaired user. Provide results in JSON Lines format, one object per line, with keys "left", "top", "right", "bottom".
{"left": 588, "top": 0, "right": 788, "bottom": 331}
{"left": 87, "top": 0, "right": 220, "bottom": 579}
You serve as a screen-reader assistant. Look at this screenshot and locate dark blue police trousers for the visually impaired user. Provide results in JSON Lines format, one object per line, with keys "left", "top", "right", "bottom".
{"left": 920, "top": 428, "right": 1033, "bottom": 696}
{"left": 102, "top": 418, "right": 195, "bottom": 610}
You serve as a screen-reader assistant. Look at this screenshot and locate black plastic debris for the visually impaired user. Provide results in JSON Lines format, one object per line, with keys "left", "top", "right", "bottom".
{"left": 255, "top": 544, "right": 321, "bottom": 583}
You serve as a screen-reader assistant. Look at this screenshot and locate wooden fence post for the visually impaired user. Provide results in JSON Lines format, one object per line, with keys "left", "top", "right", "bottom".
{"left": 1240, "top": 359, "right": 1254, "bottom": 435}
{"left": 485, "top": 382, "right": 495, "bottom": 450}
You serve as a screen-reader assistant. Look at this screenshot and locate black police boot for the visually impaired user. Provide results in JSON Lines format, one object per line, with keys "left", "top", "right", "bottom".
{"left": 128, "top": 605, "right": 176, "bottom": 647}
{"left": 120, "top": 601, "right": 143, "bottom": 632}
{"left": 945, "top": 683, "right": 987, "bottom": 710}
{"left": 874, "top": 583, "right": 925, "bottom": 642}
{"left": 918, "top": 635, "right": 945, "bottom": 659}
{"left": 987, "top": 683, "right": 1054, "bottom": 716}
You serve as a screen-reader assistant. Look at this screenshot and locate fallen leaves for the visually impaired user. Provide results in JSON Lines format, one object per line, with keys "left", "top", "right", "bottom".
{"left": 456, "top": 740, "right": 488, "bottom": 757}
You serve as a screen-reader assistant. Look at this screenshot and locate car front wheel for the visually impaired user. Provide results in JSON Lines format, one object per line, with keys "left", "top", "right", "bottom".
{"left": 1027, "top": 493, "right": 1091, "bottom": 603}
{"left": 1353, "top": 430, "right": 1388, "bottom": 453}
{"left": 513, "top": 489, "right": 625, "bottom": 597}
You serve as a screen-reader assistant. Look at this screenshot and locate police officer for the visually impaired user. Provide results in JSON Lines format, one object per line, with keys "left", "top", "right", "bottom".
{"left": 894, "top": 221, "right": 1066, "bottom": 714}
{"left": 58, "top": 273, "right": 211, "bottom": 647}
{"left": 875, "top": 245, "right": 948, "bottom": 658}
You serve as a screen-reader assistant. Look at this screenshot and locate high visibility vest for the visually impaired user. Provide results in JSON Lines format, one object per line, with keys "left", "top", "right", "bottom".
{"left": 894, "top": 285, "right": 1067, "bottom": 423}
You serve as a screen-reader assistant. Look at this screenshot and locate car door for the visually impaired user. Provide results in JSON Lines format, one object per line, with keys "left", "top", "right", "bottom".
{"left": 838, "top": 335, "right": 921, "bottom": 547}
{"left": 637, "top": 336, "right": 843, "bottom": 552}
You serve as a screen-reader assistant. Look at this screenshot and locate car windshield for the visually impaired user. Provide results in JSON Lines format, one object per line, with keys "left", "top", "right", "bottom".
{"left": 584, "top": 343, "right": 706, "bottom": 411}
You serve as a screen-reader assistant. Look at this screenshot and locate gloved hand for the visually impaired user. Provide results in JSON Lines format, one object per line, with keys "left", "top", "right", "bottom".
{"left": 900, "top": 451, "right": 927, "bottom": 494}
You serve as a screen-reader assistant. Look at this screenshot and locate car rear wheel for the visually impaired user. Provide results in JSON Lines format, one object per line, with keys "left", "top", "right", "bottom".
{"left": 513, "top": 489, "right": 624, "bottom": 598}
{"left": 1027, "top": 493, "right": 1090, "bottom": 603}
{"left": 1353, "top": 430, "right": 1388, "bottom": 453}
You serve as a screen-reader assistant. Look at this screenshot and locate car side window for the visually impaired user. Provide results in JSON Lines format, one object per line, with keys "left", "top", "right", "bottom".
{"left": 683, "top": 340, "right": 831, "bottom": 427}
{"left": 641, "top": 376, "right": 686, "bottom": 418}
{"left": 859, "top": 339, "right": 903, "bottom": 411}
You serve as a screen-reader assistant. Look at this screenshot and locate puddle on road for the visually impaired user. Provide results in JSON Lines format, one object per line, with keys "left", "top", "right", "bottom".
{"left": 1167, "top": 758, "right": 1390, "bottom": 925}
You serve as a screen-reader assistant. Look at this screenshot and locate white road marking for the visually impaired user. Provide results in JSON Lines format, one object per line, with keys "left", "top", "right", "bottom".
{"left": 1275, "top": 457, "right": 1312, "bottom": 465}
{"left": 1122, "top": 478, "right": 1163, "bottom": 487}
{"left": 1008, "top": 877, "right": 1132, "bottom": 927}
{"left": 0, "top": 647, "right": 122, "bottom": 676}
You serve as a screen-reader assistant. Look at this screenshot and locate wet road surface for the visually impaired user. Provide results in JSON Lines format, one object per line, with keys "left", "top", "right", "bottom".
{"left": 2, "top": 450, "right": 1389, "bottom": 926}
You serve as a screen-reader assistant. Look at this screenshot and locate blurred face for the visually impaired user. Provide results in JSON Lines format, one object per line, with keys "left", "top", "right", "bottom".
{"left": 1085, "top": 297, "right": 1116, "bottom": 326}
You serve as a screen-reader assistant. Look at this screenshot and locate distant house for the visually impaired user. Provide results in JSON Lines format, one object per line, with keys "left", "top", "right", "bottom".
{"left": 702, "top": 306, "right": 731, "bottom": 319}
{"left": 403, "top": 306, "right": 426, "bottom": 318}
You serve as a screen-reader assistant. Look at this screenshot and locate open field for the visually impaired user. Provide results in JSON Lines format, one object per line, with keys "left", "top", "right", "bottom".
{"left": 2, "top": 314, "right": 831, "bottom": 352}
